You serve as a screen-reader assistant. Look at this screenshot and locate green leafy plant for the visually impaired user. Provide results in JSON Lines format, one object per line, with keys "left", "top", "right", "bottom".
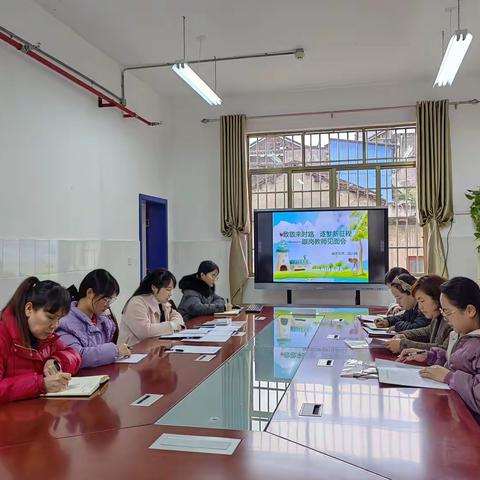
{"left": 465, "top": 189, "right": 480, "bottom": 252}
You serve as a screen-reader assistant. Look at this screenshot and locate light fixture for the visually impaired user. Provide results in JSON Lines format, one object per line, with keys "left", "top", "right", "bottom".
{"left": 172, "top": 63, "right": 222, "bottom": 105}
{"left": 434, "top": 1, "right": 473, "bottom": 87}
{"left": 434, "top": 30, "right": 473, "bottom": 87}
{"left": 171, "top": 16, "right": 222, "bottom": 106}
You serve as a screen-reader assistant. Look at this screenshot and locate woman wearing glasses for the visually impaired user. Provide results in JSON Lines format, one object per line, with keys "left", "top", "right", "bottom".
{"left": 0, "top": 277, "right": 81, "bottom": 402}
{"left": 119, "top": 269, "right": 185, "bottom": 347}
{"left": 178, "top": 260, "right": 227, "bottom": 321}
{"left": 398, "top": 277, "right": 480, "bottom": 421}
{"left": 375, "top": 273, "right": 429, "bottom": 332}
{"left": 57, "top": 269, "right": 130, "bottom": 368}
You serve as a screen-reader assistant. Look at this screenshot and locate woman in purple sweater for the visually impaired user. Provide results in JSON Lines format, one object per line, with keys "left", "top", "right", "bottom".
{"left": 56, "top": 269, "right": 130, "bottom": 368}
{"left": 398, "top": 277, "right": 480, "bottom": 422}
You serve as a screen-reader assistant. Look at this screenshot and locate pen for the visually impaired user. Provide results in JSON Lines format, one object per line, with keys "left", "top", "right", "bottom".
{"left": 166, "top": 348, "right": 184, "bottom": 352}
{"left": 406, "top": 350, "right": 427, "bottom": 357}
{"left": 136, "top": 394, "right": 150, "bottom": 405}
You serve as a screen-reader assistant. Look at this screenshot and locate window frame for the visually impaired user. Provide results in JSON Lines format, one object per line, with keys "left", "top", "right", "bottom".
{"left": 247, "top": 123, "right": 422, "bottom": 276}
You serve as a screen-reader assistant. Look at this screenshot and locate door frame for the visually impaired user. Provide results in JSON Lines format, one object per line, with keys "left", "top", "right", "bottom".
{"left": 139, "top": 194, "right": 168, "bottom": 280}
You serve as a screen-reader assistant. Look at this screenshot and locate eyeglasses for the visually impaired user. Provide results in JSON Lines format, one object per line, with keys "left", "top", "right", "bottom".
{"left": 439, "top": 307, "right": 458, "bottom": 318}
{"left": 100, "top": 296, "right": 117, "bottom": 306}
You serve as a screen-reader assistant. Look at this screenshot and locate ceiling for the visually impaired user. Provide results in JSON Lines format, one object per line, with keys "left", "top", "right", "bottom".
{"left": 32, "top": 0, "right": 480, "bottom": 98}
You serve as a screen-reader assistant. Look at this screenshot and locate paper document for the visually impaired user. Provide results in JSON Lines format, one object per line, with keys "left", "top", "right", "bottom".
{"left": 166, "top": 346, "right": 221, "bottom": 354}
{"left": 375, "top": 359, "right": 450, "bottom": 390}
{"left": 42, "top": 375, "right": 109, "bottom": 397}
{"left": 364, "top": 323, "right": 388, "bottom": 330}
{"left": 203, "top": 319, "right": 232, "bottom": 327}
{"left": 160, "top": 329, "right": 211, "bottom": 339}
{"left": 189, "top": 331, "right": 233, "bottom": 343}
{"left": 213, "top": 309, "right": 241, "bottom": 317}
{"left": 115, "top": 354, "right": 148, "bottom": 364}
{"left": 344, "top": 338, "right": 387, "bottom": 349}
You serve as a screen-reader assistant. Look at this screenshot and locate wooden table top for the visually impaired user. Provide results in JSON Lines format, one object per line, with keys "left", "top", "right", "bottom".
{"left": 1, "top": 306, "right": 478, "bottom": 480}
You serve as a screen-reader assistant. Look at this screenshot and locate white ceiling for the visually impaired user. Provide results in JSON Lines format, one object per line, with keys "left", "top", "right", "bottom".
{"left": 32, "top": 0, "right": 480, "bottom": 98}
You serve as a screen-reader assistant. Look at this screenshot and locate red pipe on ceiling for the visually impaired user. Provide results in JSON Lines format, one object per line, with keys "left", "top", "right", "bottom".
{"left": 0, "top": 30, "right": 160, "bottom": 126}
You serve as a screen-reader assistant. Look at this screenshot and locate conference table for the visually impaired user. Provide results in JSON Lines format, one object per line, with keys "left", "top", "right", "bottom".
{"left": 0, "top": 306, "right": 478, "bottom": 479}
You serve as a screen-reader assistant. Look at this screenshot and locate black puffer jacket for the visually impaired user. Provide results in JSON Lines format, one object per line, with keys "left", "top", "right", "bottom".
{"left": 177, "top": 274, "right": 225, "bottom": 321}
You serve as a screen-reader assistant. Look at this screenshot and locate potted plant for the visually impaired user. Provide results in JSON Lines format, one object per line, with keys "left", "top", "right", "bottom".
{"left": 465, "top": 189, "right": 480, "bottom": 252}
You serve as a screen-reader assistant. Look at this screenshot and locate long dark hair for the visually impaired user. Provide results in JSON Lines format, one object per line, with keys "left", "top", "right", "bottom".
{"left": 123, "top": 268, "right": 176, "bottom": 313}
{"left": 197, "top": 260, "right": 219, "bottom": 277}
{"left": 440, "top": 277, "right": 480, "bottom": 314}
{"left": 69, "top": 269, "right": 120, "bottom": 342}
{"left": 2, "top": 277, "right": 71, "bottom": 348}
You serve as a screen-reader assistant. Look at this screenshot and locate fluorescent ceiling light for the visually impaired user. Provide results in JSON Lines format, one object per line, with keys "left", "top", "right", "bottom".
{"left": 172, "top": 63, "right": 222, "bottom": 105}
{"left": 434, "top": 29, "right": 473, "bottom": 87}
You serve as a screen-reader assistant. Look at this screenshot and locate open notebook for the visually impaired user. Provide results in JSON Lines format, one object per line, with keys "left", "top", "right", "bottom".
{"left": 42, "top": 375, "right": 110, "bottom": 397}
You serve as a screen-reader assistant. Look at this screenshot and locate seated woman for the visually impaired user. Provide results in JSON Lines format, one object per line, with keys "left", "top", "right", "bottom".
{"left": 178, "top": 260, "right": 226, "bottom": 321}
{"left": 398, "top": 277, "right": 480, "bottom": 421}
{"left": 119, "top": 269, "right": 185, "bottom": 347}
{"left": 384, "top": 266, "right": 410, "bottom": 315}
{"left": 0, "top": 277, "right": 81, "bottom": 402}
{"left": 384, "top": 274, "right": 452, "bottom": 354}
{"left": 56, "top": 269, "right": 130, "bottom": 368}
{"left": 375, "top": 273, "right": 429, "bottom": 332}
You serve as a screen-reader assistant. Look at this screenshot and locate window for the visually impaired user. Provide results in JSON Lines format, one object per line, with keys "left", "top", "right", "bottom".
{"left": 248, "top": 126, "right": 424, "bottom": 274}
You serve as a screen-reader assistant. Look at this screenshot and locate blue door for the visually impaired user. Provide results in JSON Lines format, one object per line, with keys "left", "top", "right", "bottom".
{"left": 139, "top": 194, "right": 168, "bottom": 278}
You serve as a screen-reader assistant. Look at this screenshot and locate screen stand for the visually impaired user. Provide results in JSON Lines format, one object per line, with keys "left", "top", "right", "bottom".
{"left": 287, "top": 289, "right": 293, "bottom": 305}
{"left": 355, "top": 289, "right": 361, "bottom": 306}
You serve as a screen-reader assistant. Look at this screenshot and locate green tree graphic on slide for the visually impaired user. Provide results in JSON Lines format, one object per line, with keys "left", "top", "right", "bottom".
{"left": 348, "top": 211, "right": 368, "bottom": 275}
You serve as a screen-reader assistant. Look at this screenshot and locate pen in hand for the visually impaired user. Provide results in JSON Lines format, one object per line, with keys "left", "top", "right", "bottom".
{"left": 406, "top": 349, "right": 427, "bottom": 357}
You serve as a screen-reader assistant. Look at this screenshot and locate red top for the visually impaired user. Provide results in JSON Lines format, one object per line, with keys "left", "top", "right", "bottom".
{"left": 91, "top": 314, "right": 98, "bottom": 325}
{"left": 0, "top": 307, "right": 81, "bottom": 403}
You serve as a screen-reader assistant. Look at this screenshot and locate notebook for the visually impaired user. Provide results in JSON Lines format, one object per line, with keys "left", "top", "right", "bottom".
{"left": 42, "top": 375, "right": 110, "bottom": 397}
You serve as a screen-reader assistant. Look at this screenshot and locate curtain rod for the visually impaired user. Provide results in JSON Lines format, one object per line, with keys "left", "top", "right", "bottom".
{"left": 200, "top": 98, "right": 479, "bottom": 124}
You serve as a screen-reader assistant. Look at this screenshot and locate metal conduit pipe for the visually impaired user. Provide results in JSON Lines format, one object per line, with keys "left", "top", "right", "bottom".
{"left": 0, "top": 26, "right": 161, "bottom": 126}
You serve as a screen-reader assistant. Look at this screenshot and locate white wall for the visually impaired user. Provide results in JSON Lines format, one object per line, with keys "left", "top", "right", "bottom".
{"left": 167, "top": 76, "right": 480, "bottom": 306}
{"left": 0, "top": 0, "right": 172, "bottom": 313}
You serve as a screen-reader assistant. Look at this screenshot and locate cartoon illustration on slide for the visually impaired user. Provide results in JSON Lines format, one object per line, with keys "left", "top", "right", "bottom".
{"left": 273, "top": 210, "right": 369, "bottom": 283}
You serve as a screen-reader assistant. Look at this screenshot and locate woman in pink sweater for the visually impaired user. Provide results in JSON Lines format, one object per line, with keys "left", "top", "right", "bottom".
{"left": 119, "top": 269, "right": 185, "bottom": 347}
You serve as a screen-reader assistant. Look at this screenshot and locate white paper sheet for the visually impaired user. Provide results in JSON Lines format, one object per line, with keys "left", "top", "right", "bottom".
{"left": 115, "top": 354, "right": 148, "bottom": 364}
{"left": 166, "top": 346, "right": 221, "bottom": 354}
{"left": 375, "top": 359, "right": 450, "bottom": 390}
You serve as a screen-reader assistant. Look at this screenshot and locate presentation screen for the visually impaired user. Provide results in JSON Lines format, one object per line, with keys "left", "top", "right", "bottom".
{"left": 254, "top": 207, "right": 388, "bottom": 286}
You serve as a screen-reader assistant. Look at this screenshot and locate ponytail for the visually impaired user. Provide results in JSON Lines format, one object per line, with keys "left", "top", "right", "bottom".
{"left": 2, "top": 276, "right": 71, "bottom": 348}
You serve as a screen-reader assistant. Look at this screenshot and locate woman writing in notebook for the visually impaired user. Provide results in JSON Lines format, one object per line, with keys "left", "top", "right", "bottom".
{"left": 178, "top": 260, "right": 228, "bottom": 321}
{"left": 398, "top": 277, "right": 480, "bottom": 421}
{"left": 0, "top": 277, "right": 81, "bottom": 402}
{"left": 384, "top": 275, "right": 451, "bottom": 354}
{"left": 56, "top": 269, "right": 131, "bottom": 368}
{"left": 119, "top": 268, "right": 185, "bottom": 347}
{"left": 374, "top": 273, "right": 429, "bottom": 332}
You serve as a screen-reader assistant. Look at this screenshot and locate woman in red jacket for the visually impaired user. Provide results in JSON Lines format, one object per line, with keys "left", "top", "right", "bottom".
{"left": 0, "top": 277, "right": 81, "bottom": 403}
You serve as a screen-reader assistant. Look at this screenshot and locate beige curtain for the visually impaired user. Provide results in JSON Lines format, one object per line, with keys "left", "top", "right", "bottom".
{"left": 416, "top": 100, "right": 454, "bottom": 277}
{"left": 220, "top": 114, "right": 250, "bottom": 304}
